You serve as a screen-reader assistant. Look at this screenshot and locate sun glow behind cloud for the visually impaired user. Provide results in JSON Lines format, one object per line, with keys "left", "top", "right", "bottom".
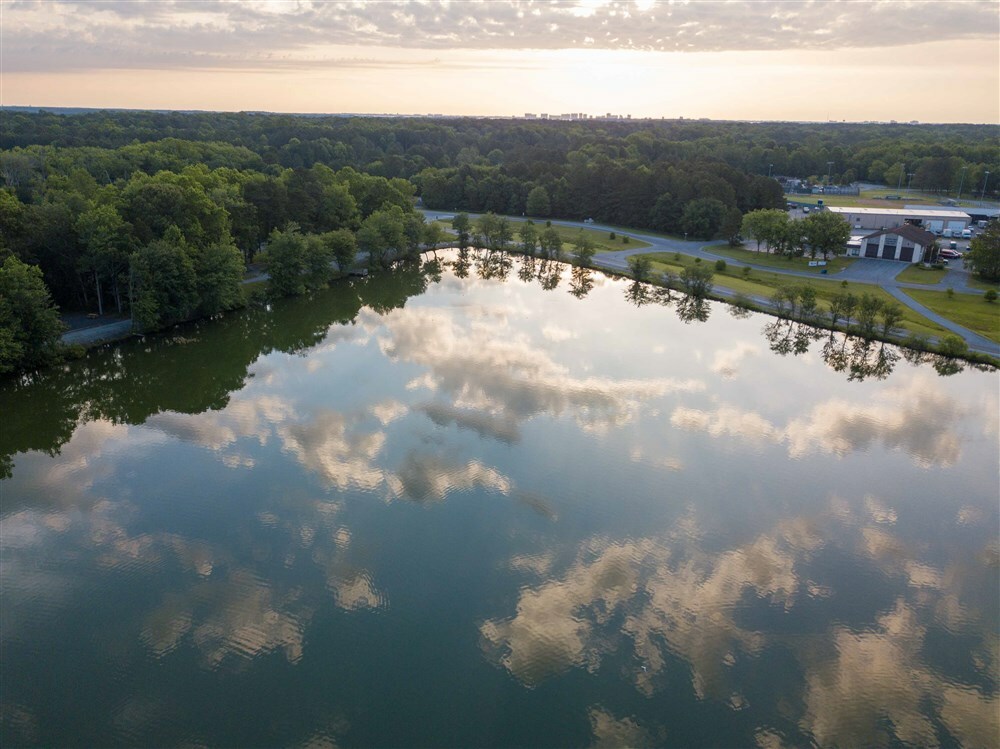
{"left": 2, "top": 0, "right": 998, "bottom": 121}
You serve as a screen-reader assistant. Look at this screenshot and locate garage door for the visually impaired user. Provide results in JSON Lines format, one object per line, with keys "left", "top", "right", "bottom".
{"left": 899, "top": 245, "right": 914, "bottom": 262}
{"left": 947, "top": 220, "right": 966, "bottom": 233}
{"left": 865, "top": 242, "right": 880, "bottom": 257}
{"left": 926, "top": 220, "right": 944, "bottom": 233}
{"left": 881, "top": 243, "right": 897, "bottom": 260}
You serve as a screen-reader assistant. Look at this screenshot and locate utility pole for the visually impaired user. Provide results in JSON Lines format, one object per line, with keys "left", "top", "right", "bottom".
{"left": 767, "top": 163, "right": 773, "bottom": 178}
{"left": 957, "top": 166, "right": 967, "bottom": 200}
{"left": 826, "top": 161, "right": 834, "bottom": 185}
{"left": 907, "top": 173, "right": 915, "bottom": 191}
{"left": 982, "top": 171, "right": 991, "bottom": 201}
{"left": 897, "top": 164, "right": 905, "bottom": 191}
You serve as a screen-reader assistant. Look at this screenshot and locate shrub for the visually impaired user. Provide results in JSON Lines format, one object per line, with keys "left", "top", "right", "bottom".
{"left": 984, "top": 289, "right": 997, "bottom": 303}
{"left": 903, "top": 332, "right": 931, "bottom": 352}
{"left": 946, "top": 287, "right": 955, "bottom": 299}
{"left": 938, "top": 334, "right": 968, "bottom": 357}
{"left": 841, "top": 279, "right": 848, "bottom": 288}
{"left": 694, "top": 256, "right": 702, "bottom": 264}
{"left": 609, "top": 232, "right": 616, "bottom": 240}
{"left": 674, "top": 252, "right": 681, "bottom": 261}
{"left": 622, "top": 235, "right": 629, "bottom": 244}
{"left": 714, "top": 259, "right": 727, "bottom": 272}
{"left": 742, "top": 266, "right": 751, "bottom": 278}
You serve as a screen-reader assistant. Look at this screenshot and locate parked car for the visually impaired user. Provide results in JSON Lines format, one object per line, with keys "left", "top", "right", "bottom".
{"left": 961, "top": 229, "right": 972, "bottom": 238}
{"left": 939, "top": 249, "right": 961, "bottom": 259}
{"left": 949, "top": 240, "right": 958, "bottom": 249}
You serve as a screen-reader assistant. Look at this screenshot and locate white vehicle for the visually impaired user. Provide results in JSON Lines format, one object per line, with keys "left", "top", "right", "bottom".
{"left": 942, "top": 229, "right": 953, "bottom": 238}
{"left": 802, "top": 207, "right": 810, "bottom": 214}
{"left": 961, "top": 229, "right": 972, "bottom": 238}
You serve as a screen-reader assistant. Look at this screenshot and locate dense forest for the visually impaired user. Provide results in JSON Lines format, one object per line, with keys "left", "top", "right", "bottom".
{"left": 1, "top": 109, "right": 997, "bottom": 373}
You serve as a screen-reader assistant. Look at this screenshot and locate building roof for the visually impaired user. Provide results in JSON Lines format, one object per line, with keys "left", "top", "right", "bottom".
{"left": 827, "top": 206, "right": 971, "bottom": 219}
{"left": 861, "top": 224, "right": 937, "bottom": 245}
{"left": 904, "top": 204, "right": 1000, "bottom": 218}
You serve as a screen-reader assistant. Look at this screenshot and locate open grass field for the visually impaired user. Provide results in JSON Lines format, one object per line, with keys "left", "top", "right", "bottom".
{"left": 641, "top": 252, "right": 951, "bottom": 338}
{"left": 895, "top": 265, "right": 948, "bottom": 285}
{"left": 901, "top": 289, "right": 1000, "bottom": 344}
{"left": 710, "top": 246, "right": 857, "bottom": 274}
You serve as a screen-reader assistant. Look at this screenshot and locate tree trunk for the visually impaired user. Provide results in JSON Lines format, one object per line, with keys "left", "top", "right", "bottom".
{"left": 95, "top": 272, "right": 104, "bottom": 316}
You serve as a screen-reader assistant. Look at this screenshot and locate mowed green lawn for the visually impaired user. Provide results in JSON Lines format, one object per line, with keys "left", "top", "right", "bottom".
{"left": 430, "top": 218, "right": 650, "bottom": 252}
{"left": 895, "top": 265, "right": 948, "bottom": 285}
{"left": 641, "top": 252, "right": 951, "bottom": 338}
{"left": 710, "top": 246, "right": 857, "bottom": 274}
{"left": 901, "top": 289, "right": 1000, "bottom": 344}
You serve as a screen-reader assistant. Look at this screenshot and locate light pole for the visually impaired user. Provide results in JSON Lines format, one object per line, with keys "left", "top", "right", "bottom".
{"left": 767, "top": 163, "right": 773, "bottom": 178}
{"left": 957, "top": 166, "right": 968, "bottom": 200}
{"left": 897, "top": 164, "right": 905, "bottom": 191}
{"left": 982, "top": 171, "right": 991, "bottom": 201}
{"left": 826, "top": 161, "right": 834, "bottom": 185}
{"left": 907, "top": 173, "right": 914, "bottom": 192}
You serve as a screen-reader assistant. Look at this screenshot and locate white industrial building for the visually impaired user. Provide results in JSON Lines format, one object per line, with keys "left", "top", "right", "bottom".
{"left": 826, "top": 206, "right": 970, "bottom": 234}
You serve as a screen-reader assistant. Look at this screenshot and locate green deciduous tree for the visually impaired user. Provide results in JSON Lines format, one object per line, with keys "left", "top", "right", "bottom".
{"left": 571, "top": 232, "right": 596, "bottom": 266}
{"left": 680, "top": 263, "right": 714, "bottom": 298}
{"left": 627, "top": 255, "right": 653, "bottom": 282}
{"left": 801, "top": 211, "right": 851, "bottom": 260}
{"left": 264, "top": 226, "right": 308, "bottom": 296}
{"left": 324, "top": 228, "right": 358, "bottom": 272}
{"left": 540, "top": 226, "right": 564, "bottom": 261}
{"left": 526, "top": 186, "right": 551, "bottom": 217}
{"left": 518, "top": 221, "right": 538, "bottom": 256}
{"left": 130, "top": 232, "right": 198, "bottom": 331}
{"left": 965, "top": 220, "right": 1000, "bottom": 282}
{"left": 357, "top": 205, "right": 408, "bottom": 269}
{"left": 194, "top": 238, "right": 245, "bottom": 315}
{"left": 680, "top": 198, "right": 728, "bottom": 240}
{"left": 452, "top": 213, "right": 471, "bottom": 251}
{"left": 741, "top": 209, "right": 789, "bottom": 253}
{"left": 0, "top": 255, "right": 64, "bottom": 373}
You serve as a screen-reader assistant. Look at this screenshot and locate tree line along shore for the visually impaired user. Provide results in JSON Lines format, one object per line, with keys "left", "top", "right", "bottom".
{"left": 2, "top": 111, "right": 998, "bottom": 374}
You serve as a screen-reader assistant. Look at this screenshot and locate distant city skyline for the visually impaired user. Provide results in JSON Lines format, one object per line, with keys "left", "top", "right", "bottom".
{"left": 3, "top": 0, "right": 999, "bottom": 124}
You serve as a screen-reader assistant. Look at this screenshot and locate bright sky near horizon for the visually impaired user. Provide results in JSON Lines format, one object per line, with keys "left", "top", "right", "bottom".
{"left": 3, "top": 0, "right": 999, "bottom": 123}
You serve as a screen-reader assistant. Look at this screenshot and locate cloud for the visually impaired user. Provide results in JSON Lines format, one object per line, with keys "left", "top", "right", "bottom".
{"left": 6, "top": 1, "right": 995, "bottom": 73}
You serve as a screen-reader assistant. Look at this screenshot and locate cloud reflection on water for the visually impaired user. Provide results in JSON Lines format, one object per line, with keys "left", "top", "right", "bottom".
{"left": 481, "top": 494, "right": 998, "bottom": 747}
{"left": 672, "top": 375, "right": 972, "bottom": 467}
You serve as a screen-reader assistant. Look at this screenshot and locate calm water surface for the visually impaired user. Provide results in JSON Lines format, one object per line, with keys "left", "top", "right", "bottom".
{"left": 2, "top": 252, "right": 998, "bottom": 748}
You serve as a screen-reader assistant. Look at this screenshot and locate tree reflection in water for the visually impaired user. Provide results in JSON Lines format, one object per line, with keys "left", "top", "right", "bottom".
{"left": 568, "top": 266, "right": 594, "bottom": 299}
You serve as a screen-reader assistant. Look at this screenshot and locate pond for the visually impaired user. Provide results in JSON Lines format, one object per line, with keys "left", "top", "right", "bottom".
{"left": 2, "top": 251, "right": 998, "bottom": 747}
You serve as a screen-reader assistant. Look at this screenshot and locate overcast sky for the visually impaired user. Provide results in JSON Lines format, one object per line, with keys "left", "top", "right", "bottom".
{"left": 4, "top": 0, "right": 999, "bottom": 122}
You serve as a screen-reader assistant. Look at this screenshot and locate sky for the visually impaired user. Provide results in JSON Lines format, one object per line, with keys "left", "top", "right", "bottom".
{"left": 3, "top": 0, "right": 999, "bottom": 123}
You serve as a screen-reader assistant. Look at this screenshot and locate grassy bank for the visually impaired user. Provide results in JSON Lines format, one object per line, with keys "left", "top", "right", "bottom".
{"left": 640, "top": 252, "right": 950, "bottom": 339}
{"left": 901, "top": 289, "right": 1000, "bottom": 344}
